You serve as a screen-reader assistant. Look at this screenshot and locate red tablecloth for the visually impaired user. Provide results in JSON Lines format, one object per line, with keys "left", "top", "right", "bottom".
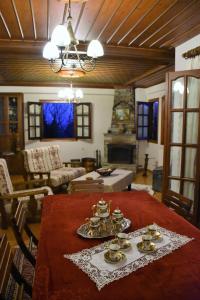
{"left": 33, "top": 191, "right": 200, "bottom": 300}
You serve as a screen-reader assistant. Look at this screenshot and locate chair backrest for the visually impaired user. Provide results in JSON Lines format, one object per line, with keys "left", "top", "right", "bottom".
{"left": 0, "top": 234, "right": 32, "bottom": 300}
{"left": 23, "top": 145, "right": 64, "bottom": 173}
{"left": 11, "top": 202, "right": 38, "bottom": 267}
{"left": 164, "top": 193, "right": 192, "bottom": 221}
{"left": 23, "top": 147, "right": 50, "bottom": 173}
{"left": 0, "top": 159, "right": 13, "bottom": 195}
{"left": 70, "top": 178, "right": 104, "bottom": 193}
{"left": 47, "top": 145, "right": 63, "bottom": 170}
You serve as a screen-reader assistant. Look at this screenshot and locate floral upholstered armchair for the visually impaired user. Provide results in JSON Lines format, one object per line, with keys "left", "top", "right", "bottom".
{"left": 0, "top": 158, "right": 53, "bottom": 229}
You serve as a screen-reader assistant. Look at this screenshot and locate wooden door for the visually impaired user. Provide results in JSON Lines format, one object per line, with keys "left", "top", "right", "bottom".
{"left": 163, "top": 70, "right": 200, "bottom": 225}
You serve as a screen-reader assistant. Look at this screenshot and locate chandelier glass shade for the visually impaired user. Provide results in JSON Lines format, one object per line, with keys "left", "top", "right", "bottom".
{"left": 43, "top": 0, "right": 104, "bottom": 77}
{"left": 57, "top": 83, "right": 84, "bottom": 103}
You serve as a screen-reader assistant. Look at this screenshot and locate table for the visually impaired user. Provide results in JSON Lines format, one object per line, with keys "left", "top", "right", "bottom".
{"left": 33, "top": 192, "right": 200, "bottom": 300}
{"left": 71, "top": 168, "right": 133, "bottom": 192}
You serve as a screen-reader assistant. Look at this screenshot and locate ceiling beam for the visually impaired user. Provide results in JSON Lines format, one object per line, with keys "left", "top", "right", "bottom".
{"left": 0, "top": 80, "right": 117, "bottom": 89}
{"left": 0, "top": 39, "right": 174, "bottom": 63}
{"left": 125, "top": 64, "right": 173, "bottom": 86}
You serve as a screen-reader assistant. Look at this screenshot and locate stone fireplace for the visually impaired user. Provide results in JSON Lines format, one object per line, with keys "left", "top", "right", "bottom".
{"left": 104, "top": 88, "right": 137, "bottom": 175}
{"left": 108, "top": 144, "right": 136, "bottom": 164}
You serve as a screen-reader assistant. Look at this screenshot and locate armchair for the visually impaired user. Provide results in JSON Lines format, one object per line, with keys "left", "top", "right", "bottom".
{"left": 0, "top": 158, "right": 53, "bottom": 229}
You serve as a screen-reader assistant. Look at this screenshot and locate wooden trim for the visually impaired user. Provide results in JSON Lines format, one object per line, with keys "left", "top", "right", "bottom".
{"left": 163, "top": 69, "right": 200, "bottom": 225}
{"left": 160, "top": 96, "right": 165, "bottom": 145}
{"left": 0, "top": 40, "right": 174, "bottom": 61}
{"left": 125, "top": 65, "right": 168, "bottom": 86}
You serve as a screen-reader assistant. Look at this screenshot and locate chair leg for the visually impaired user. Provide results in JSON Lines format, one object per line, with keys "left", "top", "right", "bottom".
{"left": 0, "top": 200, "right": 8, "bottom": 229}
{"left": 27, "top": 195, "right": 38, "bottom": 222}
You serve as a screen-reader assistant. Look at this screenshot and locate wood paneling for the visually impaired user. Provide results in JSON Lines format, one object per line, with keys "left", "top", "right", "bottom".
{"left": 0, "top": 0, "right": 199, "bottom": 87}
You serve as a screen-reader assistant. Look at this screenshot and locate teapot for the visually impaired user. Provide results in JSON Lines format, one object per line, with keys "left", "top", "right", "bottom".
{"left": 92, "top": 199, "right": 111, "bottom": 215}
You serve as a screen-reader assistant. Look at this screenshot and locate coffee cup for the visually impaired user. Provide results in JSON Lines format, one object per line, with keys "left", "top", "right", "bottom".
{"left": 108, "top": 244, "right": 121, "bottom": 260}
{"left": 142, "top": 234, "right": 152, "bottom": 250}
{"left": 116, "top": 232, "right": 129, "bottom": 247}
{"left": 148, "top": 225, "right": 157, "bottom": 236}
{"left": 89, "top": 217, "right": 100, "bottom": 228}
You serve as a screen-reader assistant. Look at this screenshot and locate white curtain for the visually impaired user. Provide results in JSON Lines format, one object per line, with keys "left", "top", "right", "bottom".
{"left": 186, "top": 56, "right": 200, "bottom": 69}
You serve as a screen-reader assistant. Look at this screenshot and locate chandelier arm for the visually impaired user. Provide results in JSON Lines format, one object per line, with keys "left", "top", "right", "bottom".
{"left": 49, "top": 59, "right": 63, "bottom": 73}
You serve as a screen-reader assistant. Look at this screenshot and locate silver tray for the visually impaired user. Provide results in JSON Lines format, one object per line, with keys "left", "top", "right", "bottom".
{"left": 77, "top": 218, "right": 131, "bottom": 239}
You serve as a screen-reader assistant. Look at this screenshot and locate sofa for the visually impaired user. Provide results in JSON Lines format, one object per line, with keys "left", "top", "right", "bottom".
{"left": 23, "top": 145, "right": 86, "bottom": 190}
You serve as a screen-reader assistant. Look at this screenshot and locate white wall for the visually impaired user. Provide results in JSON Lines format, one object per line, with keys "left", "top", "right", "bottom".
{"left": 135, "top": 83, "right": 166, "bottom": 171}
{"left": 0, "top": 86, "right": 114, "bottom": 162}
{"left": 175, "top": 34, "right": 200, "bottom": 71}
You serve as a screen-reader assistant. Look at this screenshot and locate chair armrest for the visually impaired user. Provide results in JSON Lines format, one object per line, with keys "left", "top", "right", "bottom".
{"left": 14, "top": 178, "right": 49, "bottom": 190}
{"left": 0, "top": 189, "right": 49, "bottom": 200}
{"left": 26, "top": 171, "right": 51, "bottom": 185}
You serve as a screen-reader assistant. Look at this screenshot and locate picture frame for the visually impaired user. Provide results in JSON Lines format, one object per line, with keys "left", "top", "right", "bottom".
{"left": 114, "top": 107, "right": 130, "bottom": 122}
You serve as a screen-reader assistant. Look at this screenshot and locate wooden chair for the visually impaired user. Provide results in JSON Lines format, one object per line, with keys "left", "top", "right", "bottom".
{"left": 11, "top": 202, "right": 38, "bottom": 267}
{"left": 70, "top": 178, "right": 104, "bottom": 193}
{"left": 0, "top": 234, "right": 32, "bottom": 300}
{"left": 164, "top": 192, "right": 192, "bottom": 221}
{"left": 0, "top": 158, "right": 53, "bottom": 229}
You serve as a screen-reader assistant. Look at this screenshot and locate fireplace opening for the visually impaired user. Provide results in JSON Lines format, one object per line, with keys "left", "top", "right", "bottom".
{"left": 107, "top": 144, "right": 135, "bottom": 164}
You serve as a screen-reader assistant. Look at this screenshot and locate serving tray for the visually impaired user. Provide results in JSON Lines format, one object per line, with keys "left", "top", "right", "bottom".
{"left": 77, "top": 218, "right": 131, "bottom": 239}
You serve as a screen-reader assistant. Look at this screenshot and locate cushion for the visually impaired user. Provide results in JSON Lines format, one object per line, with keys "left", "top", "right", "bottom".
{"left": 24, "top": 147, "right": 50, "bottom": 173}
{"left": 0, "top": 158, "right": 14, "bottom": 194}
{"left": 47, "top": 145, "right": 63, "bottom": 170}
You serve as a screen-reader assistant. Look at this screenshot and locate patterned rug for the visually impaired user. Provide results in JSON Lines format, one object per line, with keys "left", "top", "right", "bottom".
{"left": 131, "top": 183, "right": 154, "bottom": 195}
{"left": 5, "top": 246, "right": 35, "bottom": 300}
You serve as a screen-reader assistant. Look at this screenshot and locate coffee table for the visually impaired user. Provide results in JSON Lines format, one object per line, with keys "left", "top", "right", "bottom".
{"left": 71, "top": 168, "right": 133, "bottom": 192}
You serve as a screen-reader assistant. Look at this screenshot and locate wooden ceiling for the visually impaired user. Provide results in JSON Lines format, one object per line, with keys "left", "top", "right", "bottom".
{"left": 0, "top": 0, "right": 199, "bottom": 88}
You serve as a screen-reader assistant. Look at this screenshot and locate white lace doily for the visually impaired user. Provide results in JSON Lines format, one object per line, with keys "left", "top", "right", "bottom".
{"left": 64, "top": 224, "right": 194, "bottom": 290}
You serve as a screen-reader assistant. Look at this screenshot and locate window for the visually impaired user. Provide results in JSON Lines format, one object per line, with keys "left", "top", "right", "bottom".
{"left": 27, "top": 101, "right": 92, "bottom": 140}
{"left": 137, "top": 98, "right": 159, "bottom": 142}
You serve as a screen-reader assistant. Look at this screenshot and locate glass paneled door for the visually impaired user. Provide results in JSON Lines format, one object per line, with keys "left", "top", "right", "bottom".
{"left": 163, "top": 70, "right": 200, "bottom": 225}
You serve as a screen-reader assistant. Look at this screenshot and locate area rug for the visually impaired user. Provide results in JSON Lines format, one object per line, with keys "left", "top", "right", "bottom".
{"left": 131, "top": 183, "right": 154, "bottom": 195}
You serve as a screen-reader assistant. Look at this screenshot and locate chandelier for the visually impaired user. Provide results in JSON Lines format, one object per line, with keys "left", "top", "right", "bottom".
{"left": 57, "top": 83, "right": 83, "bottom": 103}
{"left": 43, "top": 0, "right": 104, "bottom": 77}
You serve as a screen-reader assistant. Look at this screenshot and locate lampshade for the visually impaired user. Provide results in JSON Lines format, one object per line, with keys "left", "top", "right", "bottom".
{"left": 43, "top": 42, "right": 59, "bottom": 60}
{"left": 51, "top": 25, "right": 70, "bottom": 47}
{"left": 87, "top": 40, "right": 104, "bottom": 58}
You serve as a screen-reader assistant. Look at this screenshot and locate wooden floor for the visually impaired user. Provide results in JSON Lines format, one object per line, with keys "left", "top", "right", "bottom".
{"left": 0, "top": 170, "right": 161, "bottom": 247}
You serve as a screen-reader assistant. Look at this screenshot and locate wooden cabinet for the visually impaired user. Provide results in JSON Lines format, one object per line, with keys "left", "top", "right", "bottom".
{"left": 0, "top": 93, "right": 24, "bottom": 175}
{"left": 163, "top": 70, "right": 200, "bottom": 226}
{"left": 0, "top": 93, "right": 24, "bottom": 154}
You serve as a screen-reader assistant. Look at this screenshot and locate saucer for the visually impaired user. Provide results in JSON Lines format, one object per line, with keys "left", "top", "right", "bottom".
{"left": 111, "top": 239, "right": 132, "bottom": 250}
{"left": 145, "top": 231, "right": 162, "bottom": 241}
{"left": 137, "top": 242, "right": 156, "bottom": 254}
{"left": 120, "top": 240, "right": 132, "bottom": 250}
{"left": 104, "top": 251, "right": 126, "bottom": 264}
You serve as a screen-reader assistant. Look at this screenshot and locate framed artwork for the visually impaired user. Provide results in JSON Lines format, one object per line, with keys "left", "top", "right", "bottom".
{"left": 114, "top": 107, "right": 130, "bottom": 122}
